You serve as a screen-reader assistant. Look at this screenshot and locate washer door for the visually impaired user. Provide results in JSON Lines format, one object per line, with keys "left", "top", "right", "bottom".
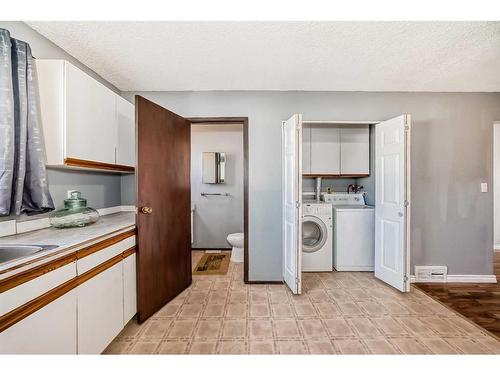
{"left": 302, "top": 215, "right": 328, "bottom": 253}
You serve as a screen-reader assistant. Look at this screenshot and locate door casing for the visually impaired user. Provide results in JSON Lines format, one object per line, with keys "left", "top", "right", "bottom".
{"left": 188, "top": 117, "right": 249, "bottom": 283}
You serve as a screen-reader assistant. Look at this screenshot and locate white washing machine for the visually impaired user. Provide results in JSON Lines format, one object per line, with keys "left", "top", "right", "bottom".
{"left": 323, "top": 193, "right": 375, "bottom": 271}
{"left": 302, "top": 201, "right": 333, "bottom": 272}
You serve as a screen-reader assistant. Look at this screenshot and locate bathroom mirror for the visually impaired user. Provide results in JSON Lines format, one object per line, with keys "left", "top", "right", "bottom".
{"left": 202, "top": 152, "right": 226, "bottom": 184}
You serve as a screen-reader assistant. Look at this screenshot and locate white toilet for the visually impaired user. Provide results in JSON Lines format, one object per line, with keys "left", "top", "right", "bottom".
{"left": 226, "top": 232, "right": 244, "bottom": 263}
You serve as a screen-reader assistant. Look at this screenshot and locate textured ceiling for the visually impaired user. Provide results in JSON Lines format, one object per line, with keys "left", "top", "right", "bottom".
{"left": 26, "top": 21, "right": 500, "bottom": 92}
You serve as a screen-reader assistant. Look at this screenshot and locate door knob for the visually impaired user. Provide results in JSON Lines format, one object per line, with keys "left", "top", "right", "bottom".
{"left": 141, "top": 206, "right": 153, "bottom": 214}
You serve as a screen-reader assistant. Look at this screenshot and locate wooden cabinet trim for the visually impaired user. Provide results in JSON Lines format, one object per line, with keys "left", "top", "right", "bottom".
{"left": 122, "top": 247, "right": 136, "bottom": 258}
{"left": 0, "top": 247, "right": 136, "bottom": 333}
{"left": 0, "top": 253, "right": 77, "bottom": 294}
{"left": 0, "top": 276, "right": 78, "bottom": 333}
{"left": 76, "top": 229, "right": 135, "bottom": 260}
{"left": 0, "top": 229, "right": 135, "bottom": 293}
{"left": 64, "top": 158, "right": 135, "bottom": 173}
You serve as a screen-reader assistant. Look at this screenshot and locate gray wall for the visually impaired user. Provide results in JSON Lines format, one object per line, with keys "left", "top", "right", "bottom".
{"left": 0, "top": 22, "right": 124, "bottom": 218}
{"left": 124, "top": 91, "right": 500, "bottom": 280}
{"left": 191, "top": 125, "right": 244, "bottom": 248}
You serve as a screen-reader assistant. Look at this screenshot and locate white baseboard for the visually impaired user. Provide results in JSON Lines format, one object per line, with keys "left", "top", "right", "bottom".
{"left": 494, "top": 244, "right": 500, "bottom": 252}
{"left": 411, "top": 274, "right": 497, "bottom": 283}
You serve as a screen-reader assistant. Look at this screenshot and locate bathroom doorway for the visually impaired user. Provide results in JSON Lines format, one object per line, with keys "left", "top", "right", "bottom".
{"left": 189, "top": 117, "right": 249, "bottom": 282}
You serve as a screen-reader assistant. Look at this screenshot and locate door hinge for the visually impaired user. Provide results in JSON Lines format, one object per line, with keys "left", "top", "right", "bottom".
{"left": 404, "top": 275, "right": 409, "bottom": 282}
{"left": 404, "top": 125, "right": 410, "bottom": 131}
{"left": 296, "top": 201, "right": 301, "bottom": 209}
{"left": 404, "top": 200, "right": 409, "bottom": 207}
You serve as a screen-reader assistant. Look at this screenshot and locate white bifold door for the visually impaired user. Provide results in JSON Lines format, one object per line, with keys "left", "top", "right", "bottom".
{"left": 282, "top": 114, "right": 303, "bottom": 294}
{"left": 375, "top": 115, "right": 411, "bottom": 292}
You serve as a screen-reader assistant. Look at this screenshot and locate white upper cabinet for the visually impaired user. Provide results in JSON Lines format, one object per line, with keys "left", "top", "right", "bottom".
{"left": 116, "top": 96, "right": 136, "bottom": 167}
{"left": 310, "top": 124, "right": 341, "bottom": 174}
{"left": 304, "top": 123, "right": 370, "bottom": 176}
{"left": 340, "top": 125, "right": 370, "bottom": 175}
{"left": 65, "top": 62, "right": 117, "bottom": 164}
{"left": 36, "top": 59, "right": 135, "bottom": 171}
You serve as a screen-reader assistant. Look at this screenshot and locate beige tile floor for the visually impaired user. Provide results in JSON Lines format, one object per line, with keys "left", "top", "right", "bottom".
{"left": 104, "top": 251, "right": 500, "bottom": 355}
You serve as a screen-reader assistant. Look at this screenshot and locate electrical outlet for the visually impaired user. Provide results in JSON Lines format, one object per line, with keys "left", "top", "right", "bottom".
{"left": 481, "top": 183, "right": 488, "bottom": 193}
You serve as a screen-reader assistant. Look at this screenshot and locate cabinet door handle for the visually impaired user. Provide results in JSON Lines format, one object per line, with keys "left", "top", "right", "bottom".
{"left": 141, "top": 206, "right": 153, "bottom": 214}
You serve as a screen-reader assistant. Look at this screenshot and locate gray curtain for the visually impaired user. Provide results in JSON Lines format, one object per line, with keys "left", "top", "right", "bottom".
{"left": 0, "top": 28, "right": 54, "bottom": 216}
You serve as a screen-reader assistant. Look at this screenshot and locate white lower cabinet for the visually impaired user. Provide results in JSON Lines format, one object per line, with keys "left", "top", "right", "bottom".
{"left": 77, "top": 261, "right": 124, "bottom": 354}
{"left": 0, "top": 234, "right": 136, "bottom": 354}
{"left": 123, "top": 253, "right": 137, "bottom": 324}
{"left": 0, "top": 290, "right": 77, "bottom": 354}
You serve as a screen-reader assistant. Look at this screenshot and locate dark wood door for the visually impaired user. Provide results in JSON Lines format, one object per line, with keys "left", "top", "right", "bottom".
{"left": 135, "top": 95, "right": 192, "bottom": 323}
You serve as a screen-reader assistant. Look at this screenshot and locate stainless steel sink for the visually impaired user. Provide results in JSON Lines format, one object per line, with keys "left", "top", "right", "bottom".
{"left": 0, "top": 244, "right": 59, "bottom": 263}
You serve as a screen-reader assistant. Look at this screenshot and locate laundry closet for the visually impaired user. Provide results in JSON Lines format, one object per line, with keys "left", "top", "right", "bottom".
{"left": 282, "top": 114, "right": 412, "bottom": 295}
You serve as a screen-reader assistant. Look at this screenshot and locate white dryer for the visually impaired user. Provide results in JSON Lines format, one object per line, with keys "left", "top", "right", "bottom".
{"left": 323, "top": 193, "right": 375, "bottom": 272}
{"left": 302, "top": 201, "right": 333, "bottom": 272}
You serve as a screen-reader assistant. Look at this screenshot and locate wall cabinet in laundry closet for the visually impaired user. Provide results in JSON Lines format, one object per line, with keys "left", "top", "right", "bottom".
{"left": 304, "top": 124, "right": 369, "bottom": 176}
{"left": 310, "top": 124, "right": 341, "bottom": 174}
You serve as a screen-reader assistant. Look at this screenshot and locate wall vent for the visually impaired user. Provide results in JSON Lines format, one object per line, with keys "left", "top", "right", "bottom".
{"left": 414, "top": 266, "right": 448, "bottom": 282}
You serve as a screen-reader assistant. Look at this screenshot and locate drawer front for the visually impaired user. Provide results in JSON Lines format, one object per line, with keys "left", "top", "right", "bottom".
{"left": 0, "top": 261, "right": 76, "bottom": 316}
{"left": 77, "top": 235, "right": 135, "bottom": 274}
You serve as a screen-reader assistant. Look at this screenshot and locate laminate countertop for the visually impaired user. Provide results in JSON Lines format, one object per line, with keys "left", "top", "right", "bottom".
{"left": 0, "top": 212, "right": 135, "bottom": 277}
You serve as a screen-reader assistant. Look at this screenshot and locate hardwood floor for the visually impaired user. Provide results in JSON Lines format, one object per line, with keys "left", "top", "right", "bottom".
{"left": 415, "top": 252, "right": 500, "bottom": 339}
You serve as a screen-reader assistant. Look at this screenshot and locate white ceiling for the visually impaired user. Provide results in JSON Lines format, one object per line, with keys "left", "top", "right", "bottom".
{"left": 27, "top": 21, "right": 500, "bottom": 92}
